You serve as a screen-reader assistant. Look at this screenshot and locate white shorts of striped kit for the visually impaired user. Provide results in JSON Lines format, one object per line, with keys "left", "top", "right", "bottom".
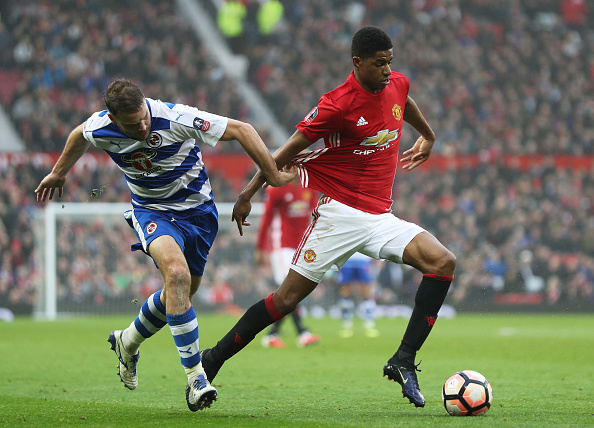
{"left": 290, "top": 197, "right": 424, "bottom": 283}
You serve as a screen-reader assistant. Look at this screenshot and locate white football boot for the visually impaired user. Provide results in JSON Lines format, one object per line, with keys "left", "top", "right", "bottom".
{"left": 107, "top": 330, "right": 139, "bottom": 390}
{"left": 185, "top": 373, "right": 217, "bottom": 411}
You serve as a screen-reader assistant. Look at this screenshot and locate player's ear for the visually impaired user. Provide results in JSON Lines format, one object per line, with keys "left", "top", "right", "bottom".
{"left": 352, "top": 56, "right": 362, "bottom": 69}
{"left": 107, "top": 113, "right": 117, "bottom": 124}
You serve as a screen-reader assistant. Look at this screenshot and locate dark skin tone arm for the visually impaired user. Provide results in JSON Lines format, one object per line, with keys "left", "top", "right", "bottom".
{"left": 401, "top": 96, "right": 436, "bottom": 171}
{"left": 232, "top": 130, "right": 312, "bottom": 235}
{"left": 220, "top": 119, "right": 298, "bottom": 187}
{"left": 232, "top": 96, "right": 435, "bottom": 234}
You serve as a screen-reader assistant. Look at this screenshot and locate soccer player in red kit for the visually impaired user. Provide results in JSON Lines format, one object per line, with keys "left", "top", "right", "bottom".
{"left": 202, "top": 26, "right": 456, "bottom": 408}
{"left": 256, "top": 177, "right": 320, "bottom": 348}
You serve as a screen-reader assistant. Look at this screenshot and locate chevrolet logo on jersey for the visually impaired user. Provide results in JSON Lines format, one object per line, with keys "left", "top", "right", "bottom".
{"left": 360, "top": 129, "right": 399, "bottom": 147}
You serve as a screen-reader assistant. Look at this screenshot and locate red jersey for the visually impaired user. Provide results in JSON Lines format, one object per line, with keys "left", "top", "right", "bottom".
{"left": 256, "top": 182, "right": 319, "bottom": 251}
{"left": 295, "top": 71, "right": 409, "bottom": 214}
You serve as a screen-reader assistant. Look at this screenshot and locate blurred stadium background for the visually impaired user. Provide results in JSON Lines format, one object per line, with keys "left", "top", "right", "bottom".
{"left": 0, "top": 0, "right": 592, "bottom": 320}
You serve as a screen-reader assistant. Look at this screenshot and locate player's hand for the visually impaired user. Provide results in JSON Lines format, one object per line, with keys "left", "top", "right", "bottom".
{"left": 232, "top": 196, "right": 252, "bottom": 236}
{"left": 264, "top": 163, "right": 299, "bottom": 188}
{"left": 35, "top": 173, "right": 66, "bottom": 202}
{"left": 400, "top": 136, "right": 435, "bottom": 171}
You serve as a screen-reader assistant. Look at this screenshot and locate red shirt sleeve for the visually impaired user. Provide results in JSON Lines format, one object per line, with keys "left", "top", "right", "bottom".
{"left": 296, "top": 94, "right": 343, "bottom": 143}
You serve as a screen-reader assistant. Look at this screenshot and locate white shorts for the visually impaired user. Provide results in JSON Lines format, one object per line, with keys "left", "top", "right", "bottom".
{"left": 290, "top": 198, "right": 424, "bottom": 283}
{"left": 270, "top": 248, "right": 296, "bottom": 286}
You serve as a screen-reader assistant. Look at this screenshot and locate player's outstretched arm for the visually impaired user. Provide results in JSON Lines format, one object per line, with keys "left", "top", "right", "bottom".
{"left": 221, "top": 119, "right": 297, "bottom": 188}
{"left": 232, "top": 130, "right": 313, "bottom": 236}
{"left": 35, "top": 123, "right": 91, "bottom": 202}
{"left": 401, "top": 96, "right": 436, "bottom": 171}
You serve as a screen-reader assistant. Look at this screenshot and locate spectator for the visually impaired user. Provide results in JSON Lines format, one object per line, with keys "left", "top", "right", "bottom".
{"left": 1, "top": 0, "right": 593, "bottom": 314}
{"left": 1, "top": 0, "right": 258, "bottom": 152}
{"left": 217, "top": 0, "right": 247, "bottom": 54}
{"left": 257, "top": 0, "right": 284, "bottom": 44}
{"left": 1, "top": 157, "right": 594, "bottom": 312}
{"left": 560, "top": 0, "right": 588, "bottom": 29}
{"left": 3, "top": 1, "right": 594, "bottom": 155}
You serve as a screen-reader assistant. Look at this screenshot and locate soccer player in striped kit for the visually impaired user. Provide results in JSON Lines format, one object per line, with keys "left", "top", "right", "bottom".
{"left": 201, "top": 26, "right": 456, "bottom": 408}
{"left": 35, "top": 78, "right": 297, "bottom": 411}
{"left": 336, "top": 252, "right": 380, "bottom": 339}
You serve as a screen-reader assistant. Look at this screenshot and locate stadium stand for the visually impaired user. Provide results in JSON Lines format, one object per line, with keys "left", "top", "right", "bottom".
{"left": 0, "top": 0, "right": 261, "bottom": 152}
{"left": 207, "top": 0, "right": 593, "bottom": 155}
{"left": 1, "top": 154, "right": 592, "bottom": 314}
{"left": 0, "top": 0, "right": 592, "bottom": 314}
{"left": 2, "top": 1, "right": 592, "bottom": 154}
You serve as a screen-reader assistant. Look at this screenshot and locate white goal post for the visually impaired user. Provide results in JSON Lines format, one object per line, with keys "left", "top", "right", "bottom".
{"left": 35, "top": 201, "right": 264, "bottom": 320}
{"left": 34, "top": 201, "right": 431, "bottom": 321}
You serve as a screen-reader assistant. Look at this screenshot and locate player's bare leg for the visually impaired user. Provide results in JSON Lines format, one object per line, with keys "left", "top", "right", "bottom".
{"left": 150, "top": 236, "right": 217, "bottom": 410}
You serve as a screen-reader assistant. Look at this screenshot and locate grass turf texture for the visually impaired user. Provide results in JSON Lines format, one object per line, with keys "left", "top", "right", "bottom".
{"left": 1, "top": 314, "right": 592, "bottom": 427}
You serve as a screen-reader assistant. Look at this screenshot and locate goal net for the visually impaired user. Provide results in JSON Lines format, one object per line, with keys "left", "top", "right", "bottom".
{"left": 34, "top": 202, "right": 267, "bottom": 320}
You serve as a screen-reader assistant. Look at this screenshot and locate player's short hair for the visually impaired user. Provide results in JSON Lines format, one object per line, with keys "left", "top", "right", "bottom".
{"left": 351, "top": 26, "right": 393, "bottom": 59}
{"left": 104, "top": 78, "right": 145, "bottom": 116}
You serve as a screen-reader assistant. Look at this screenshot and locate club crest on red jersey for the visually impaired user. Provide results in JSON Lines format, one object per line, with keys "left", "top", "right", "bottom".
{"left": 392, "top": 103, "right": 402, "bottom": 121}
{"left": 304, "top": 249, "right": 316, "bottom": 263}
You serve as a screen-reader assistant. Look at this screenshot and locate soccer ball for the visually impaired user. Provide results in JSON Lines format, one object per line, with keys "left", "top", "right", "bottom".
{"left": 442, "top": 370, "right": 493, "bottom": 416}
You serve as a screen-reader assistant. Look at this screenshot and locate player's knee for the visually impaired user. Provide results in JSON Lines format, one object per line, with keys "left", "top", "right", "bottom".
{"left": 273, "top": 293, "right": 299, "bottom": 315}
{"left": 163, "top": 263, "right": 191, "bottom": 288}
{"left": 434, "top": 249, "right": 456, "bottom": 276}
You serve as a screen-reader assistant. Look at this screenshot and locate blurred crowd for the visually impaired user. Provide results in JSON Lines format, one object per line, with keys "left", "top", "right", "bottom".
{"left": 1, "top": 157, "right": 592, "bottom": 314}
{"left": 0, "top": 1, "right": 592, "bottom": 155}
{"left": 0, "top": 0, "right": 593, "bottom": 314}
{"left": 0, "top": 0, "right": 257, "bottom": 152}
{"left": 215, "top": 0, "right": 593, "bottom": 155}
{"left": 0, "top": 156, "right": 251, "bottom": 314}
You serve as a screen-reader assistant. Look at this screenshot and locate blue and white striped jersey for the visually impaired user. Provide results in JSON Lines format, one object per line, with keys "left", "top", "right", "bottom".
{"left": 83, "top": 98, "right": 228, "bottom": 212}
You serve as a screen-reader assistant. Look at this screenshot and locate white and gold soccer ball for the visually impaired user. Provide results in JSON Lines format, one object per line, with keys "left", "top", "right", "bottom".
{"left": 442, "top": 370, "right": 493, "bottom": 416}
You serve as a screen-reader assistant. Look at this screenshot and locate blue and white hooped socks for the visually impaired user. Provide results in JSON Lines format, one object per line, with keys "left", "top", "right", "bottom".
{"left": 339, "top": 298, "right": 355, "bottom": 323}
{"left": 360, "top": 298, "right": 377, "bottom": 327}
{"left": 167, "top": 306, "right": 205, "bottom": 381}
{"left": 122, "top": 290, "right": 167, "bottom": 354}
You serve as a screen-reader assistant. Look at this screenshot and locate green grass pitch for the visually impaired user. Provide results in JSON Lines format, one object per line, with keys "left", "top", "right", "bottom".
{"left": 1, "top": 313, "right": 593, "bottom": 427}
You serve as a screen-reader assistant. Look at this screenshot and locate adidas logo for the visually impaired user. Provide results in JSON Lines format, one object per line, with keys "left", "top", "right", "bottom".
{"left": 356, "top": 116, "right": 368, "bottom": 126}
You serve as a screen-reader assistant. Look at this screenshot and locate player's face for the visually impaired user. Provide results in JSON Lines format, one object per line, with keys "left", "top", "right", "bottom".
{"left": 353, "top": 49, "right": 393, "bottom": 94}
{"left": 109, "top": 104, "right": 152, "bottom": 141}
